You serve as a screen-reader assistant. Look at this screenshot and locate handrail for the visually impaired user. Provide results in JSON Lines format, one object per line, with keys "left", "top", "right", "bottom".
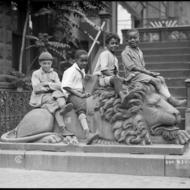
{"left": 122, "top": 25, "right": 190, "bottom": 43}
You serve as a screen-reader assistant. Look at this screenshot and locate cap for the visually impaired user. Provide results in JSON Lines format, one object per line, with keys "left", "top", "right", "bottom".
{"left": 38, "top": 51, "right": 53, "bottom": 61}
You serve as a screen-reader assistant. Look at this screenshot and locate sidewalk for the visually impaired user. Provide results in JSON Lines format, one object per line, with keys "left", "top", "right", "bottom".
{"left": 0, "top": 168, "right": 189, "bottom": 188}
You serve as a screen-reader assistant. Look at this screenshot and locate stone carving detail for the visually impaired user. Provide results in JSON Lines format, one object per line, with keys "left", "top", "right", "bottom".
{"left": 1, "top": 81, "right": 190, "bottom": 145}
{"left": 91, "top": 82, "right": 190, "bottom": 145}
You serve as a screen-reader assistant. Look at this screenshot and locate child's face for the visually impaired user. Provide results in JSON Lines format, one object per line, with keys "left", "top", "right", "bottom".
{"left": 40, "top": 60, "right": 52, "bottom": 73}
{"left": 76, "top": 54, "right": 88, "bottom": 70}
{"left": 107, "top": 38, "right": 119, "bottom": 53}
{"left": 127, "top": 31, "right": 139, "bottom": 48}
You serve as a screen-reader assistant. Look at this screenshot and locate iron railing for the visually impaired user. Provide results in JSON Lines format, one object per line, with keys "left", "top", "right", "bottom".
{"left": 0, "top": 89, "right": 32, "bottom": 135}
{"left": 122, "top": 25, "right": 190, "bottom": 43}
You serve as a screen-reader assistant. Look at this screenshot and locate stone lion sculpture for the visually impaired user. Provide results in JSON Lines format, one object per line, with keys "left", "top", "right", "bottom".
{"left": 90, "top": 82, "right": 190, "bottom": 145}
{"left": 1, "top": 78, "right": 190, "bottom": 145}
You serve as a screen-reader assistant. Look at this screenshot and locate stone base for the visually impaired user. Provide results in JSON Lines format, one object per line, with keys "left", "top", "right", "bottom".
{"left": 0, "top": 142, "right": 187, "bottom": 155}
{"left": 0, "top": 142, "right": 189, "bottom": 177}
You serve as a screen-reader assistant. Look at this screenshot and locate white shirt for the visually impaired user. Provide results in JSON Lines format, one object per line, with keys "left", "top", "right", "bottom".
{"left": 93, "top": 48, "right": 119, "bottom": 76}
{"left": 61, "top": 63, "right": 86, "bottom": 93}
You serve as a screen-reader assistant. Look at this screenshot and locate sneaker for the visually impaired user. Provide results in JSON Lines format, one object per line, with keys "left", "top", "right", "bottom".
{"left": 60, "top": 103, "right": 73, "bottom": 116}
{"left": 62, "top": 128, "right": 74, "bottom": 137}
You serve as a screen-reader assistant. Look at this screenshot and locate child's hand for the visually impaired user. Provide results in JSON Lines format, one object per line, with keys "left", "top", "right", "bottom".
{"left": 41, "top": 82, "right": 49, "bottom": 87}
{"left": 80, "top": 92, "right": 91, "bottom": 98}
{"left": 84, "top": 74, "right": 92, "bottom": 80}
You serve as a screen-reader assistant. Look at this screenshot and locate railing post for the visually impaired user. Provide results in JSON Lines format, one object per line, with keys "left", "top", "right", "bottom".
{"left": 185, "top": 79, "right": 190, "bottom": 132}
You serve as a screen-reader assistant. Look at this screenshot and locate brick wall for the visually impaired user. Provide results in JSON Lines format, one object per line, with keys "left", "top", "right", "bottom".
{"left": 0, "top": 3, "right": 12, "bottom": 74}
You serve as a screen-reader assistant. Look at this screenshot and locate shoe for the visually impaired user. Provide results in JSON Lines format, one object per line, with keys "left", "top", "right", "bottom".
{"left": 60, "top": 103, "right": 73, "bottom": 116}
{"left": 86, "top": 132, "right": 99, "bottom": 145}
{"left": 167, "top": 96, "right": 187, "bottom": 107}
{"left": 61, "top": 127, "right": 74, "bottom": 137}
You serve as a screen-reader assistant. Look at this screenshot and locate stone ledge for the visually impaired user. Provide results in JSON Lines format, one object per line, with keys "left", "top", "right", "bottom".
{"left": 0, "top": 142, "right": 186, "bottom": 155}
{"left": 0, "top": 149, "right": 165, "bottom": 176}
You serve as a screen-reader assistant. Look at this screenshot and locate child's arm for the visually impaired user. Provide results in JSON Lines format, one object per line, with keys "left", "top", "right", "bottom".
{"left": 131, "top": 66, "right": 160, "bottom": 77}
{"left": 101, "top": 69, "right": 115, "bottom": 76}
{"left": 31, "top": 72, "right": 50, "bottom": 94}
{"left": 63, "top": 87, "right": 90, "bottom": 98}
{"left": 121, "top": 50, "right": 160, "bottom": 77}
{"left": 48, "top": 72, "right": 62, "bottom": 91}
{"left": 61, "top": 68, "right": 91, "bottom": 98}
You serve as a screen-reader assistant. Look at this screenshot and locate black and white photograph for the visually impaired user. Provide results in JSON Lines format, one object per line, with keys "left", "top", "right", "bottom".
{"left": 0, "top": 0, "right": 189, "bottom": 188}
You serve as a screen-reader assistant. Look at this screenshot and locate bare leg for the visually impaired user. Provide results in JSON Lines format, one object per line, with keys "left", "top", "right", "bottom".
{"left": 54, "top": 110, "right": 66, "bottom": 128}
{"left": 78, "top": 113, "right": 99, "bottom": 145}
{"left": 110, "top": 76, "right": 129, "bottom": 105}
{"left": 150, "top": 77, "right": 186, "bottom": 107}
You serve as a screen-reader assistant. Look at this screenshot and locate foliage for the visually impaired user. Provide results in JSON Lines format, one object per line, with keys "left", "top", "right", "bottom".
{"left": 25, "top": 1, "right": 107, "bottom": 70}
{"left": 8, "top": 70, "right": 32, "bottom": 90}
{"left": 33, "top": 0, "right": 107, "bottom": 49}
{"left": 26, "top": 33, "right": 70, "bottom": 60}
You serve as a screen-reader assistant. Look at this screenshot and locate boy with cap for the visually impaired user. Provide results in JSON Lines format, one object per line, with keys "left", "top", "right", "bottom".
{"left": 61, "top": 49, "right": 99, "bottom": 144}
{"left": 29, "top": 51, "right": 73, "bottom": 136}
{"left": 121, "top": 29, "right": 186, "bottom": 107}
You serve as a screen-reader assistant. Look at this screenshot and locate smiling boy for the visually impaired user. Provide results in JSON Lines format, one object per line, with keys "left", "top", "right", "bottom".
{"left": 93, "top": 32, "right": 130, "bottom": 106}
{"left": 121, "top": 29, "right": 186, "bottom": 107}
{"left": 61, "top": 49, "right": 99, "bottom": 144}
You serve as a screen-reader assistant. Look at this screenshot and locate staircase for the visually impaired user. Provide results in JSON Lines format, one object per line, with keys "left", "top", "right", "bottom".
{"left": 117, "top": 40, "right": 190, "bottom": 130}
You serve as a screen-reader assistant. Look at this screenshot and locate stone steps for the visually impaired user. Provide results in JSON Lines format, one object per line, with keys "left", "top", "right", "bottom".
{"left": 165, "top": 78, "right": 186, "bottom": 87}
{"left": 144, "top": 54, "right": 190, "bottom": 62}
{"left": 116, "top": 47, "right": 190, "bottom": 56}
{"left": 146, "top": 62, "right": 190, "bottom": 70}
{"left": 150, "top": 69, "right": 190, "bottom": 78}
{"left": 0, "top": 143, "right": 189, "bottom": 177}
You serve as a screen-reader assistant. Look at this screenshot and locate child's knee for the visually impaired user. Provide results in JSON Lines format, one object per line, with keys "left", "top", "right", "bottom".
{"left": 57, "top": 97, "right": 66, "bottom": 108}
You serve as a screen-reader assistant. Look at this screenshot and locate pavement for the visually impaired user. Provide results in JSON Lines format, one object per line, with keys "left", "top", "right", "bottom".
{"left": 0, "top": 168, "right": 190, "bottom": 188}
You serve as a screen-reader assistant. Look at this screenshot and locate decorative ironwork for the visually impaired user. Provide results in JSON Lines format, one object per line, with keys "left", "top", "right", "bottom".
{"left": 0, "top": 89, "right": 32, "bottom": 136}
{"left": 122, "top": 26, "right": 190, "bottom": 43}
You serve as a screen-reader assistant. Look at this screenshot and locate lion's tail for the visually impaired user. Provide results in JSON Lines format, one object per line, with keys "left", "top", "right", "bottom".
{"left": 0, "top": 129, "right": 56, "bottom": 143}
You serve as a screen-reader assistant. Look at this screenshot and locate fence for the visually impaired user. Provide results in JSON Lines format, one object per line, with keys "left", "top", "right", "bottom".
{"left": 122, "top": 25, "right": 190, "bottom": 43}
{"left": 0, "top": 89, "right": 31, "bottom": 136}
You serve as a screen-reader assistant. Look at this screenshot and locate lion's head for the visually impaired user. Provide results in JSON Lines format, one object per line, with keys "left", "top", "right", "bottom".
{"left": 92, "top": 82, "right": 190, "bottom": 145}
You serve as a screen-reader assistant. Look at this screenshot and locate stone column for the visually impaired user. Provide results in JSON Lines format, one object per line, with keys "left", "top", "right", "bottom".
{"left": 0, "top": 2, "right": 12, "bottom": 74}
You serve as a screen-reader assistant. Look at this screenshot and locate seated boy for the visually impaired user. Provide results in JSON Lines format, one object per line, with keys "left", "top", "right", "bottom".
{"left": 121, "top": 29, "right": 186, "bottom": 107}
{"left": 93, "top": 32, "right": 131, "bottom": 106}
{"left": 29, "top": 51, "right": 73, "bottom": 136}
{"left": 61, "top": 49, "right": 99, "bottom": 144}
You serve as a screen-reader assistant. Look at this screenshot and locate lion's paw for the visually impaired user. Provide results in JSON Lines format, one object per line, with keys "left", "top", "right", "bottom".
{"left": 63, "top": 135, "right": 79, "bottom": 145}
{"left": 175, "top": 130, "right": 190, "bottom": 145}
{"left": 39, "top": 134, "right": 62, "bottom": 143}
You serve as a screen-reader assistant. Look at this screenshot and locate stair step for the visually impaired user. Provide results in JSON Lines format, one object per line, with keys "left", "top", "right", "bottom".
{"left": 119, "top": 41, "right": 190, "bottom": 50}
{"left": 168, "top": 87, "right": 186, "bottom": 98}
{"left": 144, "top": 54, "right": 190, "bottom": 62}
{"left": 165, "top": 77, "right": 186, "bottom": 87}
{"left": 150, "top": 69, "right": 190, "bottom": 78}
{"left": 116, "top": 47, "right": 190, "bottom": 56}
{"left": 146, "top": 62, "right": 190, "bottom": 70}
{"left": 143, "top": 47, "right": 190, "bottom": 55}
{"left": 0, "top": 144, "right": 189, "bottom": 177}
